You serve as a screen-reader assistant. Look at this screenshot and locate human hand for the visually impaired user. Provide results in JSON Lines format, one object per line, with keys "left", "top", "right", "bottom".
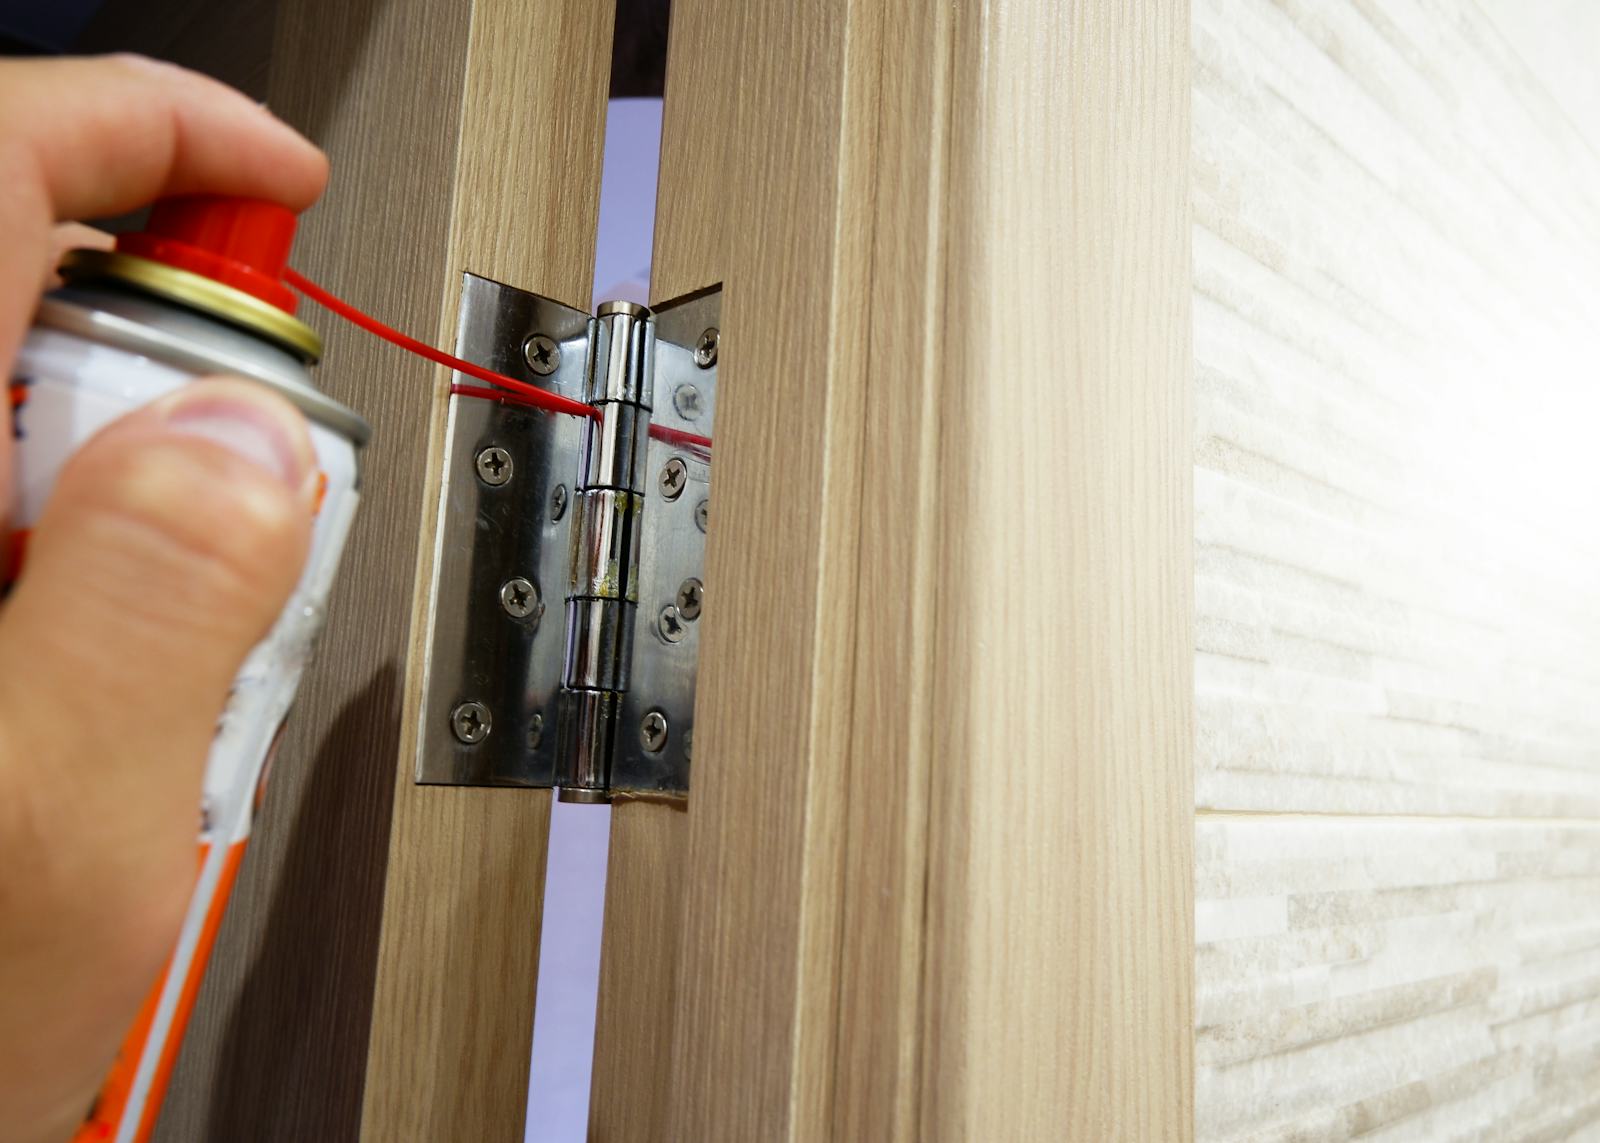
{"left": 0, "top": 55, "right": 328, "bottom": 1143}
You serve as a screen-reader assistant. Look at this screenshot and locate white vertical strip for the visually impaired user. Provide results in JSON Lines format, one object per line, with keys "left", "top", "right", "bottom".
{"left": 524, "top": 97, "right": 663, "bottom": 1143}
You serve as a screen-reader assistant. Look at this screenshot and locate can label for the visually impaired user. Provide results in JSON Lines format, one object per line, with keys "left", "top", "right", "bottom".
{"left": 10, "top": 322, "right": 360, "bottom": 1143}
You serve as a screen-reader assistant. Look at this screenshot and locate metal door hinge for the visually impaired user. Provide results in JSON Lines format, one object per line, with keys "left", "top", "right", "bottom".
{"left": 414, "top": 273, "right": 718, "bottom": 803}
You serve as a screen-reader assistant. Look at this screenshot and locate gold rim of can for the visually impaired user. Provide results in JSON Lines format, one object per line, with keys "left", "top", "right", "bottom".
{"left": 57, "top": 248, "right": 323, "bottom": 363}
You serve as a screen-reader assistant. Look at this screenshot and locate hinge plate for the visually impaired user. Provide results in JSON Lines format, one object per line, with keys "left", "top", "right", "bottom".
{"left": 413, "top": 273, "right": 717, "bottom": 800}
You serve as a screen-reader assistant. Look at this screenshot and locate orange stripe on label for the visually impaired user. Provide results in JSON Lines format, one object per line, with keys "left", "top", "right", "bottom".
{"left": 69, "top": 968, "right": 161, "bottom": 1141}
{"left": 73, "top": 839, "right": 249, "bottom": 1143}
{"left": 131, "top": 839, "right": 247, "bottom": 1143}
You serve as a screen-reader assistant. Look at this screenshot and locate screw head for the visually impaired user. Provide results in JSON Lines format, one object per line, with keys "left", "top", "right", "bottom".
{"left": 693, "top": 327, "right": 719, "bottom": 369}
{"left": 673, "top": 383, "right": 703, "bottom": 421}
{"left": 659, "top": 457, "right": 688, "bottom": 501}
{"left": 476, "top": 446, "right": 512, "bottom": 486}
{"left": 451, "top": 701, "right": 491, "bottom": 744}
{"left": 523, "top": 333, "right": 560, "bottom": 375}
{"left": 640, "top": 710, "right": 668, "bottom": 753}
{"left": 675, "top": 577, "right": 704, "bottom": 621}
{"left": 526, "top": 713, "right": 544, "bottom": 750}
{"left": 694, "top": 498, "right": 709, "bottom": 533}
{"left": 550, "top": 482, "right": 568, "bottom": 522}
{"left": 499, "top": 577, "right": 539, "bottom": 620}
{"left": 658, "top": 605, "right": 686, "bottom": 643}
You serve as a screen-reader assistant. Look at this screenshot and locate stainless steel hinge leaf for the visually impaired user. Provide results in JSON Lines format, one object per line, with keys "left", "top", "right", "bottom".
{"left": 413, "top": 273, "right": 718, "bottom": 803}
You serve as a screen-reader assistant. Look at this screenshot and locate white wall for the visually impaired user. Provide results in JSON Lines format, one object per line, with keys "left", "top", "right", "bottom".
{"left": 1194, "top": 1, "right": 1600, "bottom": 1137}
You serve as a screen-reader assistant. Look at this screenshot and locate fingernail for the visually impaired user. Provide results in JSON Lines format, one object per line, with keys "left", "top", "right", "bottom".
{"left": 160, "top": 382, "right": 315, "bottom": 493}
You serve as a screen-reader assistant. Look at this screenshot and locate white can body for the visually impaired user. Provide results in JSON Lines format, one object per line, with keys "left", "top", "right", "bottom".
{"left": 10, "top": 288, "right": 363, "bottom": 1143}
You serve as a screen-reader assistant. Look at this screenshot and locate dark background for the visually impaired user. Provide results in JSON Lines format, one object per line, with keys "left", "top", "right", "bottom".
{"left": 0, "top": 0, "right": 667, "bottom": 96}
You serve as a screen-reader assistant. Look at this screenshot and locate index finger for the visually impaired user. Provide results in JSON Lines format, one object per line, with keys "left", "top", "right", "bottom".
{"left": 0, "top": 54, "right": 327, "bottom": 225}
{"left": 0, "top": 54, "right": 329, "bottom": 510}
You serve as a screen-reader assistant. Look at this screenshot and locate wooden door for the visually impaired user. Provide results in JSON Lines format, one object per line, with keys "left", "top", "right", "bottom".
{"left": 156, "top": 1, "right": 1194, "bottom": 1140}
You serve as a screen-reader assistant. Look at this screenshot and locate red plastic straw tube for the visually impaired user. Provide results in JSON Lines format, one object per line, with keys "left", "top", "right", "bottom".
{"left": 285, "top": 268, "right": 714, "bottom": 454}
{"left": 283, "top": 268, "right": 598, "bottom": 422}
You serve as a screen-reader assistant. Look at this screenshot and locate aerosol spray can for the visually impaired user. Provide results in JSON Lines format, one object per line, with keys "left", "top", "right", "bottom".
{"left": 6, "top": 196, "right": 368, "bottom": 1143}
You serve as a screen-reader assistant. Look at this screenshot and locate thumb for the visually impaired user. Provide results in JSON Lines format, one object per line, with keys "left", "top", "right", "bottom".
{"left": 0, "top": 378, "right": 316, "bottom": 1129}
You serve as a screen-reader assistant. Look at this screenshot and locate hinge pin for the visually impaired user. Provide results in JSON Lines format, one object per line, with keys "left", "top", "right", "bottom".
{"left": 693, "top": 327, "right": 719, "bottom": 368}
{"left": 523, "top": 333, "right": 560, "bottom": 375}
{"left": 640, "top": 710, "right": 668, "bottom": 753}
{"left": 659, "top": 457, "right": 688, "bottom": 500}
{"left": 451, "top": 700, "right": 491, "bottom": 744}
{"left": 499, "top": 577, "right": 540, "bottom": 620}
{"left": 475, "top": 446, "right": 512, "bottom": 486}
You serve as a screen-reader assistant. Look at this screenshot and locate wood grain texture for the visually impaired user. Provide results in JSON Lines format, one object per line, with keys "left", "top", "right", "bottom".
{"left": 596, "top": 0, "right": 871, "bottom": 1136}
{"left": 360, "top": 3, "right": 614, "bottom": 1142}
{"left": 830, "top": 1, "right": 939, "bottom": 1138}
{"left": 592, "top": 1, "right": 1192, "bottom": 1139}
{"left": 584, "top": 1, "right": 738, "bottom": 1123}
{"left": 588, "top": 804, "right": 685, "bottom": 1142}
{"left": 76, "top": 0, "right": 277, "bottom": 100}
{"left": 154, "top": 2, "right": 475, "bottom": 1137}
{"left": 1194, "top": 0, "right": 1600, "bottom": 1137}
{"left": 917, "top": 3, "right": 1192, "bottom": 1138}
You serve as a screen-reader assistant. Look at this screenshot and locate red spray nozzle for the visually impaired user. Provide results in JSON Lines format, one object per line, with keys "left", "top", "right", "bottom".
{"left": 116, "top": 195, "right": 300, "bottom": 314}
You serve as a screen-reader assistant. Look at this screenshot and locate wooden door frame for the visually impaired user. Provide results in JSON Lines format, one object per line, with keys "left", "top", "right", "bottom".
{"left": 355, "top": 4, "right": 616, "bottom": 1140}
{"left": 594, "top": 1, "right": 1194, "bottom": 1140}
{"left": 156, "top": 2, "right": 616, "bottom": 1140}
